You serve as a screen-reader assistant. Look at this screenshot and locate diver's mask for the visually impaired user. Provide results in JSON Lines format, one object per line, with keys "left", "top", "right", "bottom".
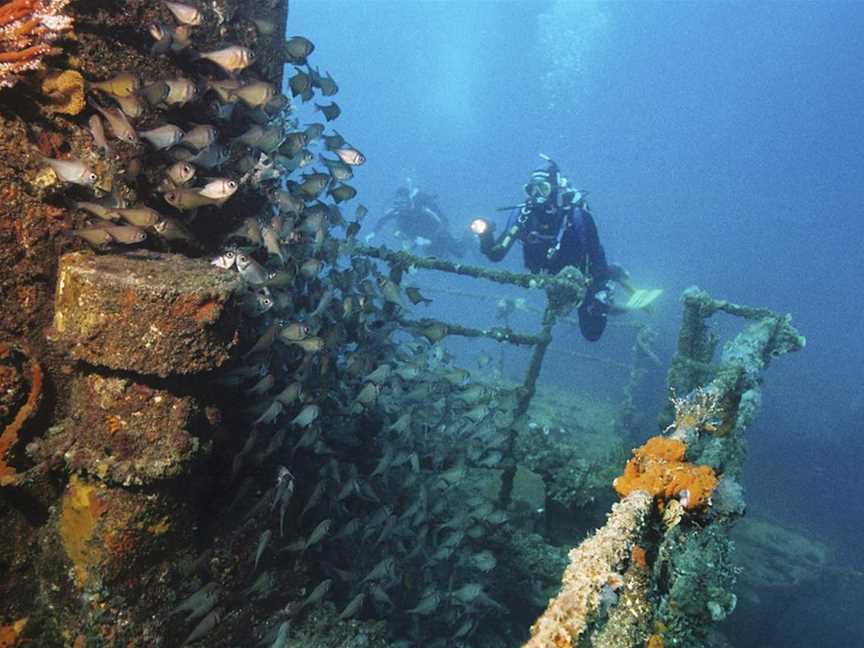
{"left": 524, "top": 179, "right": 553, "bottom": 203}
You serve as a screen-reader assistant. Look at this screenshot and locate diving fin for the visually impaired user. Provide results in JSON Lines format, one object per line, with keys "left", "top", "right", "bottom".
{"left": 624, "top": 288, "right": 663, "bottom": 311}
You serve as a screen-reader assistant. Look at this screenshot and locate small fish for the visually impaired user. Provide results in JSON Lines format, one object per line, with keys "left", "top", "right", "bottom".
{"left": 182, "top": 607, "right": 223, "bottom": 645}
{"left": 142, "top": 80, "right": 170, "bottom": 105}
{"left": 251, "top": 18, "right": 275, "bottom": 36}
{"left": 73, "top": 227, "right": 113, "bottom": 246}
{"left": 100, "top": 224, "right": 147, "bottom": 244}
{"left": 230, "top": 81, "right": 276, "bottom": 108}
{"left": 291, "top": 404, "right": 319, "bottom": 427}
{"left": 148, "top": 22, "right": 172, "bottom": 54}
{"left": 74, "top": 199, "right": 121, "bottom": 221}
{"left": 407, "top": 591, "right": 442, "bottom": 615}
{"left": 113, "top": 93, "right": 144, "bottom": 119}
{"left": 88, "top": 97, "right": 138, "bottom": 144}
{"left": 40, "top": 156, "right": 98, "bottom": 186}
{"left": 335, "top": 146, "right": 365, "bottom": 166}
{"left": 197, "top": 178, "right": 238, "bottom": 201}
{"left": 361, "top": 556, "right": 396, "bottom": 584}
{"left": 451, "top": 583, "right": 483, "bottom": 604}
{"left": 261, "top": 225, "right": 284, "bottom": 263}
{"left": 284, "top": 36, "right": 315, "bottom": 64}
{"left": 166, "top": 160, "right": 196, "bottom": 186}
{"left": 298, "top": 579, "right": 331, "bottom": 611}
{"left": 311, "top": 67, "right": 338, "bottom": 96}
{"left": 377, "top": 277, "right": 405, "bottom": 307}
{"left": 236, "top": 253, "right": 268, "bottom": 284}
{"left": 207, "top": 99, "right": 235, "bottom": 121}
{"left": 338, "top": 593, "right": 365, "bottom": 620}
{"left": 255, "top": 400, "right": 283, "bottom": 425}
{"left": 270, "top": 622, "right": 290, "bottom": 648}
{"left": 153, "top": 217, "right": 195, "bottom": 242}
{"left": 163, "top": 1, "right": 202, "bottom": 26}
{"left": 292, "top": 337, "right": 324, "bottom": 353}
{"left": 199, "top": 45, "right": 255, "bottom": 73}
{"left": 279, "top": 322, "right": 310, "bottom": 343}
{"left": 164, "top": 188, "right": 221, "bottom": 210}
{"left": 110, "top": 206, "right": 161, "bottom": 228}
{"left": 254, "top": 529, "right": 271, "bottom": 571}
{"left": 304, "top": 518, "right": 332, "bottom": 549}
{"left": 322, "top": 130, "right": 345, "bottom": 150}
{"left": 274, "top": 381, "right": 303, "bottom": 406}
{"left": 300, "top": 258, "right": 324, "bottom": 279}
{"left": 140, "top": 124, "right": 184, "bottom": 149}
{"left": 304, "top": 122, "right": 325, "bottom": 141}
{"left": 189, "top": 144, "right": 229, "bottom": 169}
{"left": 354, "top": 382, "right": 379, "bottom": 407}
{"left": 328, "top": 183, "right": 356, "bottom": 204}
{"left": 469, "top": 550, "right": 497, "bottom": 573}
{"left": 211, "top": 249, "right": 237, "bottom": 269}
{"left": 165, "top": 77, "right": 198, "bottom": 105}
{"left": 288, "top": 68, "right": 311, "bottom": 98}
{"left": 181, "top": 124, "right": 217, "bottom": 150}
{"left": 245, "top": 373, "right": 274, "bottom": 396}
{"left": 405, "top": 286, "right": 432, "bottom": 305}
{"left": 315, "top": 101, "right": 341, "bottom": 121}
{"left": 89, "top": 71, "right": 140, "bottom": 98}
{"left": 87, "top": 114, "right": 110, "bottom": 155}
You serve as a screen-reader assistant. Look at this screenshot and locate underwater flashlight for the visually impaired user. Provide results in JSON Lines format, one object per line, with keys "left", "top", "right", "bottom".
{"left": 470, "top": 218, "right": 489, "bottom": 235}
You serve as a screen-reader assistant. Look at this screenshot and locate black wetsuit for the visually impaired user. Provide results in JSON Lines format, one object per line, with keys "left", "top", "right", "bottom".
{"left": 480, "top": 200, "right": 616, "bottom": 341}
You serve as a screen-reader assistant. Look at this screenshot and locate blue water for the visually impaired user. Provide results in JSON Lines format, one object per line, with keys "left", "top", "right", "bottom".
{"left": 291, "top": 2, "right": 864, "bottom": 645}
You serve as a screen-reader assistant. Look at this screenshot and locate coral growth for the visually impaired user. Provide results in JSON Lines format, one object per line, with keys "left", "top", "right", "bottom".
{"left": 523, "top": 490, "right": 652, "bottom": 647}
{"left": 0, "top": 0, "right": 73, "bottom": 88}
{"left": 666, "top": 386, "right": 725, "bottom": 437}
{"left": 613, "top": 436, "right": 718, "bottom": 511}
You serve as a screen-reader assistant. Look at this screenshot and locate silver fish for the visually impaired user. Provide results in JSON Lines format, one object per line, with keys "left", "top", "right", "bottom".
{"left": 254, "top": 400, "right": 283, "bottom": 425}
{"left": 211, "top": 249, "right": 237, "bottom": 269}
{"left": 171, "top": 582, "right": 220, "bottom": 620}
{"left": 199, "top": 45, "right": 255, "bottom": 73}
{"left": 88, "top": 97, "right": 138, "bottom": 144}
{"left": 304, "top": 518, "right": 331, "bottom": 549}
{"left": 163, "top": 1, "right": 202, "bottom": 26}
{"left": 40, "top": 156, "right": 98, "bottom": 186}
{"left": 406, "top": 591, "right": 442, "bottom": 615}
{"left": 166, "top": 160, "right": 196, "bottom": 186}
{"left": 189, "top": 144, "right": 228, "bottom": 169}
{"left": 254, "top": 529, "right": 271, "bottom": 571}
{"left": 230, "top": 81, "right": 276, "bottom": 108}
{"left": 101, "top": 224, "right": 147, "bottom": 244}
{"left": 291, "top": 404, "right": 319, "bottom": 427}
{"left": 74, "top": 200, "right": 119, "bottom": 220}
{"left": 338, "top": 593, "right": 365, "bottom": 620}
{"left": 198, "top": 178, "right": 238, "bottom": 201}
{"left": 110, "top": 206, "right": 161, "bottom": 228}
{"left": 114, "top": 93, "right": 144, "bottom": 119}
{"left": 181, "top": 124, "right": 217, "bottom": 150}
{"left": 182, "top": 607, "right": 222, "bottom": 645}
{"left": 298, "top": 579, "right": 331, "bottom": 611}
{"left": 165, "top": 77, "right": 198, "bottom": 105}
{"left": 140, "top": 124, "right": 184, "bottom": 149}
{"left": 236, "top": 253, "right": 268, "bottom": 284}
{"left": 87, "top": 114, "right": 110, "bottom": 155}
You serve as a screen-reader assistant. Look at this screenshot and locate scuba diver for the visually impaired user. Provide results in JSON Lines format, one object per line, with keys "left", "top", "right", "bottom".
{"left": 470, "top": 155, "right": 660, "bottom": 341}
{"left": 370, "top": 180, "right": 466, "bottom": 258}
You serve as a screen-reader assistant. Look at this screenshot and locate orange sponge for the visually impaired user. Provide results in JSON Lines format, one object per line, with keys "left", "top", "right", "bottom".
{"left": 614, "top": 436, "right": 718, "bottom": 511}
